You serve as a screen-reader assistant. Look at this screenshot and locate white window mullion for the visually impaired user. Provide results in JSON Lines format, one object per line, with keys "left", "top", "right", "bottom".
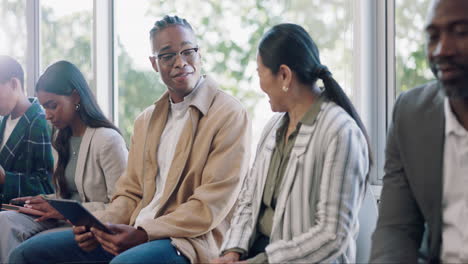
{"left": 353, "top": 0, "right": 388, "bottom": 191}
{"left": 386, "top": 0, "right": 396, "bottom": 122}
{"left": 374, "top": 0, "right": 391, "bottom": 191}
{"left": 25, "top": 0, "right": 40, "bottom": 96}
{"left": 93, "top": 0, "right": 116, "bottom": 123}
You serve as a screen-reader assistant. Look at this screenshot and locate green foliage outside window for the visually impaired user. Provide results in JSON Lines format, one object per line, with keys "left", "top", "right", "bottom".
{"left": 40, "top": 5, "right": 94, "bottom": 92}
{"left": 395, "top": 0, "right": 435, "bottom": 94}
{"left": 118, "top": 0, "right": 355, "bottom": 143}
{"left": 1, "top": 0, "right": 440, "bottom": 142}
{"left": 0, "top": 0, "right": 27, "bottom": 87}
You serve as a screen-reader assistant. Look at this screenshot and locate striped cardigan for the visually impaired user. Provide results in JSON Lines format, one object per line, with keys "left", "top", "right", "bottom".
{"left": 221, "top": 100, "right": 369, "bottom": 263}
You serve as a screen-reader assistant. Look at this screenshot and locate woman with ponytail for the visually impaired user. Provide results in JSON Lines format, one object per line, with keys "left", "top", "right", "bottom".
{"left": 0, "top": 61, "right": 128, "bottom": 260}
{"left": 213, "top": 23, "right": 371, "bottom": 263}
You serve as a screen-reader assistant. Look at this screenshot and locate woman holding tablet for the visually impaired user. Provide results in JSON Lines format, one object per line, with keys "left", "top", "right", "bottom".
{"left": 0, "top": 61, "right": 128, "bottom": 262}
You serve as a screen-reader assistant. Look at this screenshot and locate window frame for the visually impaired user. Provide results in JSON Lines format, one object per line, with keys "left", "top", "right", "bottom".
{"left": 25, "top": 0, "right": 41, "bottom": 97}
{"left": 93, "top": 0, "right": 116, "bottom": 123}
{"left": 22, "top": 0, "right": 399, "bottom": 191}
{"left": 353, "top": 0, "right": 393, "bottom": 191}
{"left": 23, "top": 0, "right": 115, "bottom": 120}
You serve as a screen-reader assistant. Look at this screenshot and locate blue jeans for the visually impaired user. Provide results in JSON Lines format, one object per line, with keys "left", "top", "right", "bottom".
{"left": 9, "top": 229, "right": 190, "bottom": 264}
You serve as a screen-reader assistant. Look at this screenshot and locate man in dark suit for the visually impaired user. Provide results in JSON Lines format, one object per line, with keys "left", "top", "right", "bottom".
{"left": 370, "top": 0, "right": 468, "bottom": 263}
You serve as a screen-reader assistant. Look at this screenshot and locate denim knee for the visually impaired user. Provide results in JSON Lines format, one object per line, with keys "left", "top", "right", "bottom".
{"left": 8, "top": 241, "right": 28, "bottom": 264}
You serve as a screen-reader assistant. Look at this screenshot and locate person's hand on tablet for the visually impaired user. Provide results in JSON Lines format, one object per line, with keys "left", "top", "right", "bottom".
{"left": 91, "top": 224, "right": 148, "bottom": 255}
{"left": 17, "top": 206, "right": 46, "bottom": 217}
{"left": 74, "top": 225, "right": 100, "bottom": 252}
{"left": 20, "top": 195, "right": 65, "bottom": 221}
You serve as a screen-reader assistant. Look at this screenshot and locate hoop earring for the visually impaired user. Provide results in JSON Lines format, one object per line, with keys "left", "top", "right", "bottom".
{"left": 282, "top": 86, "right": 289, "bottom": 92}
{"left": 75, "top": 103, "right": 81, "bottom": 111}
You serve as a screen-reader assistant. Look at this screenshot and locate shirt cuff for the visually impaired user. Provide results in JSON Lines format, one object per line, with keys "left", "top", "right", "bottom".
{"left": 221, "top": 247, "right": 247, "bottom": 258}
{"left": 136, "top": 226, "right": 151, "bottom": 242}
{"left": 246, "top": 252, "right": 268, "bottom": 264}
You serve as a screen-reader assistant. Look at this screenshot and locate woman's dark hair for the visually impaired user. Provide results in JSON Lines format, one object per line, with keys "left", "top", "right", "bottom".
{"left": 36, "top": 60, "right": 120, "bottom": 198}
{"left": 149, "top": 15, "right": 193, "bottom": 40}
{"left": 258, "top": 23, "right": 373, "bottom": 168}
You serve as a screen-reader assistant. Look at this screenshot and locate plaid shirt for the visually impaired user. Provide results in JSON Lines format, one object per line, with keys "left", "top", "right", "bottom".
{"left": 0, "top": 98, "right": 54, "bottom": 203}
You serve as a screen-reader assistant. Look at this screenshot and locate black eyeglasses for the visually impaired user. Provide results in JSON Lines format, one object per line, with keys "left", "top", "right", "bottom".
{"left": 155, "top": 47, "right": 199, "bottom": 66}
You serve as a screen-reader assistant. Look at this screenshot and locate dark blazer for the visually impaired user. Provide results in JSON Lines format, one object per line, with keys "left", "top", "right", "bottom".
{"left": 0, "top": 98, "right": 54, "bottom": 203}
{"left": 370, "top": 81, "right": 444, "bottom": 264}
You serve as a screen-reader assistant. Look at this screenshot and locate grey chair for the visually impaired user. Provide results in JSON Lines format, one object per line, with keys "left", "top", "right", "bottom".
{"left": 356, "top": 187, "right": 379, "bottom": 263}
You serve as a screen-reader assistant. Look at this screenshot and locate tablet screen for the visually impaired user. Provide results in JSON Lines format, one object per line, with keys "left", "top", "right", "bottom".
{"left": 46, "top": 199, "right": 114, "bottom": 234}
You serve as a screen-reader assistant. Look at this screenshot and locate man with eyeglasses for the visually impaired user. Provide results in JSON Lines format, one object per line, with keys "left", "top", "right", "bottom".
{"left": 371, "top": 0, "right": 468, "bottom": 263}
{"left": 10, "top": 15, "right": 251, "bottom": 264}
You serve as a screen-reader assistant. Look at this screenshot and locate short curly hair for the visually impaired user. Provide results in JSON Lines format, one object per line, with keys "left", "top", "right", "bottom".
{"left": 149, "top": 15, "right": 193, "bottom": 40}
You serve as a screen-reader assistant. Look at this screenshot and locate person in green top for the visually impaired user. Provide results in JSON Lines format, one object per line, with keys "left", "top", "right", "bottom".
{"left": 0, "top": 61, "right": 128, "bottom": 262}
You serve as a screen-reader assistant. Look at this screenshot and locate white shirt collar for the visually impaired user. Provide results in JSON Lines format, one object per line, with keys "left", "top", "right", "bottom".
{"left": 444, "top": 98, "right": 468, "bottom": 137}
{"left": 169, "top": 76, "right": 204, "bottom": 103}
{"left": 169, "top": 76, "right": 205, "bottom": 115}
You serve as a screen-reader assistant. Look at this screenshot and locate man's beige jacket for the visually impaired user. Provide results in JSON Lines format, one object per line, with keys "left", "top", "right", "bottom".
{"left": 95, "top": 76, "right": 251, "bottom": 263}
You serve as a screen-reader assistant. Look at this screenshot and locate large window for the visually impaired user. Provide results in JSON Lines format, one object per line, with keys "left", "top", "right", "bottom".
{"left": 395, "top": 0, "right": 434, "bottom": 95}
{"left": 6, "top": 1, "right": 410, "bottom": 187}
{"left": 40, "top": 0, "right": 94, "bottom": 91}
{"left": 115, "top": 0, "right": 354, "bottom": 145}
{"left": 0, "top": 0, "right": 27, "bottom": 90}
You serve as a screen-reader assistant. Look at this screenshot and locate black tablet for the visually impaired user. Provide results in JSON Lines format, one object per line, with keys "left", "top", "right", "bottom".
{"left": 46, "top": 198, "right": 114, "bottom": 234}
{"left": 1, "top": 203, "right": 42, "bottom": 217}
{"left": 1, "top": 204, "right": 22, "bottom": 212}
